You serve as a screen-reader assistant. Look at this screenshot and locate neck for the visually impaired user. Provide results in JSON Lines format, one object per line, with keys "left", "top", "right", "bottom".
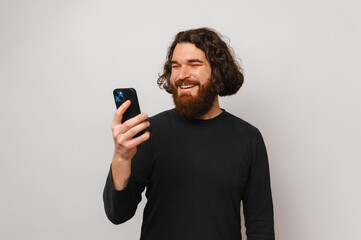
{"left": 198, "top": 96, "right": 222, "bottom": 120}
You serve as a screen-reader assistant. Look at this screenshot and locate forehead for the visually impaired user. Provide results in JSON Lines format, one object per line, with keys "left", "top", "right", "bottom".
{"left": 171, "top": 43, "right": 207, "bottom": 62}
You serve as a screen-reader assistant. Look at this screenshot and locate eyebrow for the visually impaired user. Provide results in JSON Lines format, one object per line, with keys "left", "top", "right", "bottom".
{"left": 171, "top": 59, "right": 204, "bottom": 64}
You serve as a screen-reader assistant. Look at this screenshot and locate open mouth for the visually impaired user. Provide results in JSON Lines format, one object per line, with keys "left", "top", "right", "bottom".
{"left": 180, "top": 85, "right": 196, "bottom": 89}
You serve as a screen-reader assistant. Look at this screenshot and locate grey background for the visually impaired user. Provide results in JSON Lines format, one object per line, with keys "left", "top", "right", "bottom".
{"left": 1, "top": 0, "right": 360, "bottom": 239}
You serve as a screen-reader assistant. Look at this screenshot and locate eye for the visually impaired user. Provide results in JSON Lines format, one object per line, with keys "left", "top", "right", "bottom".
{"left": 172, "top": 65, "right": 180, "bottom": 69}
{"left": 191, "top": 64, "right": 201, "bottom": 67}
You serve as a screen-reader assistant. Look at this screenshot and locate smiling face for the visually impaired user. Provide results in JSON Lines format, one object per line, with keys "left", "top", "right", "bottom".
{"left": 170, "top": 43, "right": 212, "bottom": 97}
{"left": 170, "top": 43, "right": 218, "bottom": 119}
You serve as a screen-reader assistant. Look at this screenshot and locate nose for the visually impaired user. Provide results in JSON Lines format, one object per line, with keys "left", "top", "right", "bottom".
{"left": 176, "top": 66, "right": 191, "bottom": 80}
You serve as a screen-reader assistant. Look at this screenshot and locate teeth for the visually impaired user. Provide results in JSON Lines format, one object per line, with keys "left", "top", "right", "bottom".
{"left": 180, "top": 85, "right": 195, "bottom": 89}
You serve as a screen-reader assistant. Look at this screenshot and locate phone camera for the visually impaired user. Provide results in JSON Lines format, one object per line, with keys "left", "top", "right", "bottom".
{"left": 115, "top": 90, "right": 125, "bottom": 102}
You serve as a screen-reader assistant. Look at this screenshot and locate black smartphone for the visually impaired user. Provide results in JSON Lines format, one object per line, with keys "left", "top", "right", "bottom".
{"left": 113, "top": 88, "right": 145, "bottom": 137}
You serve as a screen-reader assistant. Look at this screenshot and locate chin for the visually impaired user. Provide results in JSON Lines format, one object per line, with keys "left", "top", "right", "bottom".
{"left": 177, "top": 88, "right": 198, "bottom": 98}
{"left": 173, "top": 91, "right": 216, "bottom": 120}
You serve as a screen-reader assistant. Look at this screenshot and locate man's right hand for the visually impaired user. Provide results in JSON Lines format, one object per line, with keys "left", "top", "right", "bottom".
{"left": 110, "top": 100, "right": 150, "bottom": 190}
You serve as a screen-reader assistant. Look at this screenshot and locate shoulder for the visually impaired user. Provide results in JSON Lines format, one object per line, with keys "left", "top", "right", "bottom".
{"left": 222, "top": 111, "right": 265, "bottom": 148}
{"left": 222, "top": 112, "right": 268, "bottom": 159}
{"left": 223, "top": 111, "right": 261, "bottom": 135}
{"left": 148, "top": 109, "right": 176, "bottom": 123}
{"left": 146, "top": 109, "right": 178, "bottom": 133}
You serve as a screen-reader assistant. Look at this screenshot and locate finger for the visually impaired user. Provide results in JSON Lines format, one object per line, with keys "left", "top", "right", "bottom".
{"left": 120, "top": 113, "right": 148, "bottom": 133}
{"left": 113, "top": 120, "right": 149, "bottom": 142}
{"left": 112, "top": 100, "right": 131, "bottom": 125}
{"left": 122, "top": 131, "right": 150, "bottom": 150}
{"left": 112, "top": 124, "right": 123, "bottom": 140}
{"left": 125, "top": 121, "right": 150, "bottom": 139}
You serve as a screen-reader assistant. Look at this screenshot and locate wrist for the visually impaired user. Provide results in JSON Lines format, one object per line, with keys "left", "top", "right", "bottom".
{"left": 112, "top": 151, "right": 132, "bottom": 164}
{"left": 111, "top": 155, "right": 131, "bottom": 190}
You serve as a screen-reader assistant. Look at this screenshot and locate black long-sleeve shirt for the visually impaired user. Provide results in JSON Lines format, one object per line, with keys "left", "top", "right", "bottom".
{"left": 103, "top": 109, "right": 274, "bottom": 240}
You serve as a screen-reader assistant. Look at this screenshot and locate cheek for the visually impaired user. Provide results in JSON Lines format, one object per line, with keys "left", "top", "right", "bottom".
{"left": 197, "top": 70, "right": 211, "bottom": 83}
{"left": 170, "top": 74, "right": 176, "bottom": 85}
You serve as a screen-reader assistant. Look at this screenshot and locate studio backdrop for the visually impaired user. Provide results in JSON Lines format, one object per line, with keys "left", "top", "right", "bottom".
{"left": 0, "top": 0, "right": 360, "bottom": 239}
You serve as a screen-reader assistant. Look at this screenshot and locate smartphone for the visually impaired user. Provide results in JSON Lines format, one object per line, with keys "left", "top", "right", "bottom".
{"left": 113, "top": 88, "right": 145, "bottom": 137}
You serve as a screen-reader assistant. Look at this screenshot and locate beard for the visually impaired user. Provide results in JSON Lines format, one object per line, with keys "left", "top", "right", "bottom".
{"left": 171, "top": 79, "right": 217, "bottom": 120}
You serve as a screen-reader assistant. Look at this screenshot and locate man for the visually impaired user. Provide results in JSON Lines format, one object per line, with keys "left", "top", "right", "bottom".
{"left": 103, "top": 28, "right": 275, "bottom": 240}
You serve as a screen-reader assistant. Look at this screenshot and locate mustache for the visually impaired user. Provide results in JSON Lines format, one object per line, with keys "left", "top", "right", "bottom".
{"left": 174, "top": 79, "right": 200, "bottom": 87}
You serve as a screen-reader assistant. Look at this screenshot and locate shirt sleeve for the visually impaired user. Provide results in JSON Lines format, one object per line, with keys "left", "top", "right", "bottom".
{"left": 103, "top": 134, "right": 153, "bottom": 225}
{"left": 242, "top": 129, "right": 275, "bottom": 239}
{"left": 103, "top": 166, "right": 144, "bottom": 224}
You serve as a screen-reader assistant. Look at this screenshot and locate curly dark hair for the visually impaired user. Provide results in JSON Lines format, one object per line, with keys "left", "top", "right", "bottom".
{"left": 157, "top": 27, "right": 244, "bottom": 96}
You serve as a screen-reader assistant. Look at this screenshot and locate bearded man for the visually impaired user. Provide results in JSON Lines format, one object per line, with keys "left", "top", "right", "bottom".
{"left": 103, "top": 28, "right": 275, "bottom": 240}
